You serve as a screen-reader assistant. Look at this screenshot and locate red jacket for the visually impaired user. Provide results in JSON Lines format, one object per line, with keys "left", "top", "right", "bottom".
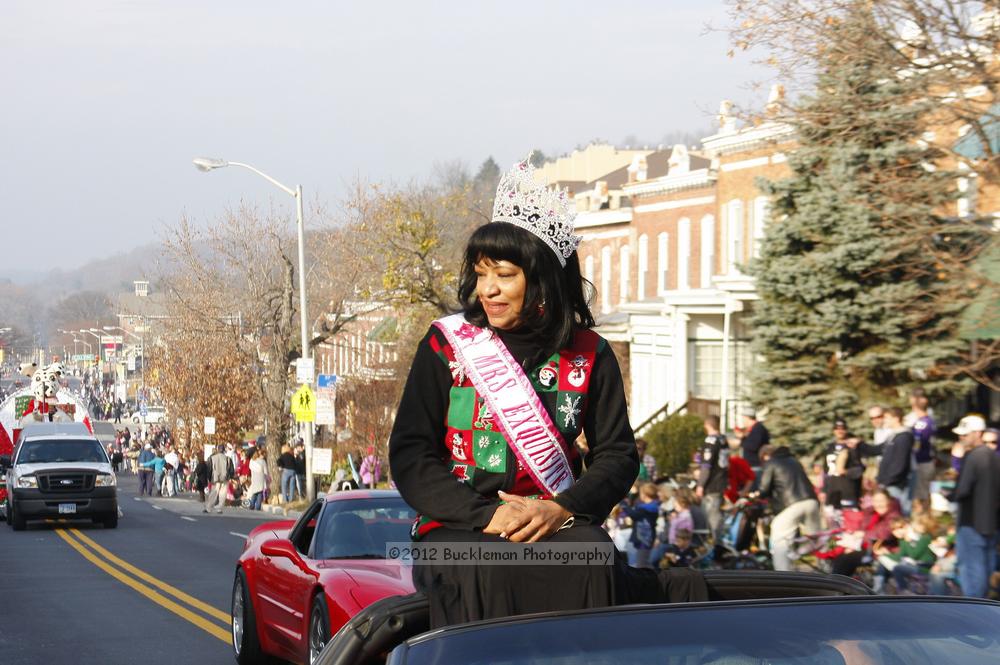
{"left": 725, "top": 457, "right": 755, "bottom": 504}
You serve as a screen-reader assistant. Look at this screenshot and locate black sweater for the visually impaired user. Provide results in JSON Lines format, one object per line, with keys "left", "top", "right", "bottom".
{"left": 389, "top": 325, "right": 638, "bottom": 531}
{"left": 859, "top": 429, "right": 913, "bottom": 489}
{"left": 954, "top": 445, "right": 1000, "bottom": 537}
{"left": 277, "top": 452, "right": 296, "bottom": 471}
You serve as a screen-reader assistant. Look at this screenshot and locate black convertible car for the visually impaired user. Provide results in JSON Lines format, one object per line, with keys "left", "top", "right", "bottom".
{"left": 316, "top": 571, "right": 1000, "bottom": 665}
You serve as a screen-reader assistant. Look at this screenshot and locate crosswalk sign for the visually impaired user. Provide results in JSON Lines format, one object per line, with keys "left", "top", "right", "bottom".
{"left": 291, "top": 384, "right": 316, "bottom": 422}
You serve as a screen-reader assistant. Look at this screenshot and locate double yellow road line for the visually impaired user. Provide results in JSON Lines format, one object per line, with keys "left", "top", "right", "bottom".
{"left": 55, "top": 527, "right": 231, "bottom": 643}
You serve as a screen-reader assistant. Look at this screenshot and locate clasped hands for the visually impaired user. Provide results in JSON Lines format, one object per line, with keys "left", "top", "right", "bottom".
{"left": 483, "top": 491, "right": 572, "bottom": 543}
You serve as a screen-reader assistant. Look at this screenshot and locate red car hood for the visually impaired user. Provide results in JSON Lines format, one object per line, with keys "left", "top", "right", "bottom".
{"left": 316, "top": 559, "right": 415, "bottom": 609}
{"left": 248, "top": 519, "right": 296, "bottom": 541}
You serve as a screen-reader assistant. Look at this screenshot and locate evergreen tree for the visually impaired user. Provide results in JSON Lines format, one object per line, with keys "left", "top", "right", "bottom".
{"left": 748, "top": 7, "right": 982, "bottom": 453}
{"left": 474, "top": 156, "right": 501, "bottom": 187}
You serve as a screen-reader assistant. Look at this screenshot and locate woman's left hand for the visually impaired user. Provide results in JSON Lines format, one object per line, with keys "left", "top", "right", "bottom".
{"left": 496, "top": 491, "right": 572, "bottom": 543}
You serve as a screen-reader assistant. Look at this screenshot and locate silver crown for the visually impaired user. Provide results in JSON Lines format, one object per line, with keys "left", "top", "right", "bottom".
{"left": 491, "top": 154, "right": 581, "bottom": 267}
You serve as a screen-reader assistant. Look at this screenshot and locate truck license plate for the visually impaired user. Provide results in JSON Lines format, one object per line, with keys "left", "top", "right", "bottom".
{"left": 58, "top": 503, "right": 77, "bottom": 514}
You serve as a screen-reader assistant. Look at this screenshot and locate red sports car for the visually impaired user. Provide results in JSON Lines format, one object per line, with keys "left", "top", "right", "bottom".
{"left": 232, "top": 489, "right": 417, "bottom": 665}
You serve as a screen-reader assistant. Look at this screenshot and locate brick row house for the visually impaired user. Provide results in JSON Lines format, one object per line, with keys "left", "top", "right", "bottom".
{"left": 568, "top": 106, "right": 793, "bottom": 432}
{"left": 567, "top": 87, "right": 1000, "bottom": 432}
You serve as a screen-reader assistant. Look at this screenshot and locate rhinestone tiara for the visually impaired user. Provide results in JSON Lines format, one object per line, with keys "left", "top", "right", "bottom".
{"left": 491, "top": 154, "right": 581, "bottom": 267}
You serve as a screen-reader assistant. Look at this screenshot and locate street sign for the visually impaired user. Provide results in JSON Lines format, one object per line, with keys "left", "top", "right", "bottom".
{"left": 291, "top": 384, "right": 316, "bottom": 422}
{"left": 315, "top": 393, "right": 335, "bottom": 426}
{"left": 127, "top": 355, "right": 136, "bottom": 371}
{"left": 140, "top": 403, "right": 148, "bottom": 416}
{"left": 296, "top": 358, "right": 315, "bottom": 384}
{"left": 204, "top": 417, "right": 216, "bottom": 435}
{"left": 317, "top": 374, "right": 337, "bottom": 389}
{"left": 100, "top": 335, "right": 123, "bottom": 345}
{"left": 312, "top": 447, "right": 333, "bottom": 475}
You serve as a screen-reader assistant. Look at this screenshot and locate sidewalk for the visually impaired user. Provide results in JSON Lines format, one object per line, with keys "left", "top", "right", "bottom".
{"left": 119, "top": 473, "right": 304, "bottom": 520}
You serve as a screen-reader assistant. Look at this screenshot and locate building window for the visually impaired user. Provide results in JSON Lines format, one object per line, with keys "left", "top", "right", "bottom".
{"left": 601, "top": 246, "right": 611, "bottom": 313}
{"left": 637, "top": 234, "right": 648, "bottom": 301}
{"left": 690, "top": 340, "right": 752, "bottom": 400}
{"left": 753, "top": 197, "right": 769, "bottom": 257}
{"left": 677, "top": 218, "right": 691, "bottom": 291}
{"left": 584, "top": 254, "right": 595, "bottom": 284}
{"left": 700, "top": 215, "right": 714, "bottom": 289}
{"left": 619, "top": 245, "right": 630, "bottom": 304}
{"left": 727, "top": 200, "right": 744, "bottom": 273}
{"left": 657, "top": 232, "right": 669, "bottom": 295}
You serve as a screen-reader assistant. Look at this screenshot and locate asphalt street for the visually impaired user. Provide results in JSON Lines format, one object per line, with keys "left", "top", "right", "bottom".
{"left": 0, "top": 473, "right": 281, "bottom": 665}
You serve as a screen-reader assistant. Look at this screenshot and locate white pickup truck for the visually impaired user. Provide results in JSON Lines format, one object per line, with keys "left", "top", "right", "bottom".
{"left": 2, "top": 422, "right": 118, "bottom": 530}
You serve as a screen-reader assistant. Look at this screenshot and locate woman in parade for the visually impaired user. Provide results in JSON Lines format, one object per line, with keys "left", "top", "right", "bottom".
{"left": 389, "top": 156, "right": 700, "bottom": 628}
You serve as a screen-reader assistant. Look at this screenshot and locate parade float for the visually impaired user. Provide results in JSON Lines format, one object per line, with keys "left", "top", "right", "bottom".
{"left": 0, "top": 362, "right": 93, "bottom": 507}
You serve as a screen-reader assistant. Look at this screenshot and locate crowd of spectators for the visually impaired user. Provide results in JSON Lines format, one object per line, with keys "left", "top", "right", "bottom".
{"left": 606, "top": 389, "right": 1000, "bottom": 599}
{"left": 104, "top": 422, "right": 309, "bottom": 513}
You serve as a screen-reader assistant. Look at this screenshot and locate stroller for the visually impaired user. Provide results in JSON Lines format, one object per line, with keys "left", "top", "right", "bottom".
{"left": 699, "top": 497, "right": 773, "bottom": 571}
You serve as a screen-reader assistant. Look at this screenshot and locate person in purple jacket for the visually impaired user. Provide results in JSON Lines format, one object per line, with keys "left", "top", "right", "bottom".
{"left": 906, "top": 388, "right": 936, "bottom": 503}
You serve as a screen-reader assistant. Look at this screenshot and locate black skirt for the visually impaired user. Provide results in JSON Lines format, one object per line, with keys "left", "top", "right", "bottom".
{"left": 412, "top": 525, "right": 707, "bottom": 628}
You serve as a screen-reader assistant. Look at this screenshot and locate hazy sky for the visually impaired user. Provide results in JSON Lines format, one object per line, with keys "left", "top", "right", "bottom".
{"left": 1, "top": 1, "right": 767, "bottom": 275}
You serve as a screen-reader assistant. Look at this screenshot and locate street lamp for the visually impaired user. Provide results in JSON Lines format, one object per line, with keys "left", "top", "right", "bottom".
{"left": 194, "top": 156, "right": 316, "bottom": 500}
{"left": 78, "top": 328, "right": 101, "bottom": 346}
{"left": 91, "top": 327, "right": 124, "bottom": 402}
{"left": 78, "top": 328, "right": 102, "bottom": 369}
{"left": 103, "top": 325, "right": 144, "bottom": 401}
{"left": 57, "top": 329, "right": 80, "bottom": 357}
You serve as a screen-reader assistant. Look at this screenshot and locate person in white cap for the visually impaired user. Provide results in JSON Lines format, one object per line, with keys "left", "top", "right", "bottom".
{"left": 950, "top": 414, "right": 1000, "bottom": 598}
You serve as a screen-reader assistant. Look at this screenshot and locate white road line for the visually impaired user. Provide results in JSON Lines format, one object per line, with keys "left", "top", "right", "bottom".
{"left": 229, "top": 531, "right": 249, "bottom": 539}
{"left": 133, "top": 497, "right": 142, "bottom": 501}
{"left": 152, "top": 505, "right": 163, "bottom": 511}
{"left": 181, "top": 516, "right": 197, "bottom": 522}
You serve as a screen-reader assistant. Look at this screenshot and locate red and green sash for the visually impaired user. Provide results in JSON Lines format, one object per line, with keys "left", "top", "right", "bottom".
{"left": 434, "top": 314, "right": 574, "bottom": 495}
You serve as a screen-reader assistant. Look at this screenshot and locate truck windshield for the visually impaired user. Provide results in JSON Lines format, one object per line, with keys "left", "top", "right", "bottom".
{"left": 18, "top": 439, "right": 109, "bottom": 464}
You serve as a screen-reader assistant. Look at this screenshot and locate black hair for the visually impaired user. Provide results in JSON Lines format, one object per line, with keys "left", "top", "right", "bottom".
{"left": 458, "top": 223, "right": 595, "bottom": 367}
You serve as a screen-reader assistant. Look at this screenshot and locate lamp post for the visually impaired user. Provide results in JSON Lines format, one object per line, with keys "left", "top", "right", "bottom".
{"left": 91, "top": 327, "right": 123, "bottom": 402}
{"left": 78, "top": 329, "right": 101, "bottom": 348}
{"left": 103, "top": 325, "right": 144, "bottom": 401}
{"left": 78, "top": 328, "right": 102, "bottom": 376}
{"left": 58, "top": 329, "right": 79, "bottom": 357}
{"left": 193, "top": 157, "right": 316, "bottom": 500}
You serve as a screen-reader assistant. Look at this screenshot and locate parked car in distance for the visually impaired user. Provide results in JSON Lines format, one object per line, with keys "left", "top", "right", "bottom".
{"left": 131, "top": 405, "right": 166, "bottom": 424}
{"left": 232, "top": 489, "right": 416, "bottom": 665}
{"left": 2, "top": 422, "right": 118, "bottom": 530}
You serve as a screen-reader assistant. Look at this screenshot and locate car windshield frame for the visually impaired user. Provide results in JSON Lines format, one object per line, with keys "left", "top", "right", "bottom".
{"left": 16, "top": 438, "right": 110, "bottom": 465}
{"left": 311, "top": 496, "right": 416, "bottom": 560}
{"left": 396, "top": 597, "right": 1000, "bottom": 665}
